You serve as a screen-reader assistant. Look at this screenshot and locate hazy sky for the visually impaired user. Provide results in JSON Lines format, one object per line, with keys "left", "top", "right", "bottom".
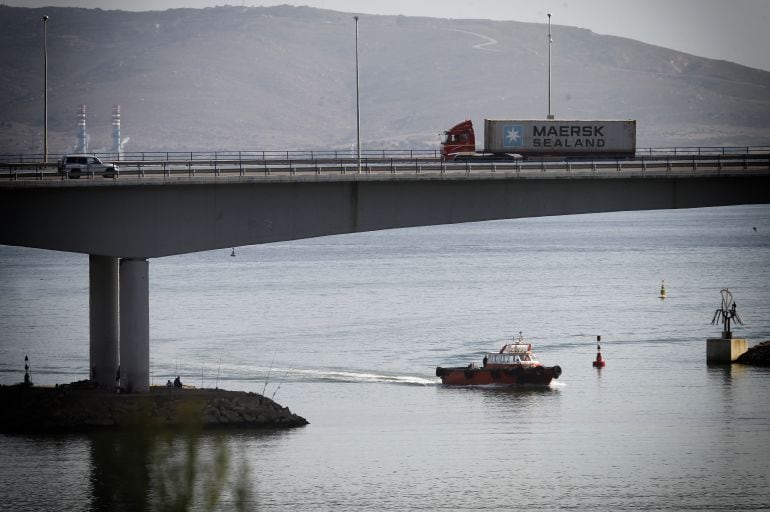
{"left": 8, "top": 0, "right": 770, "bottom": 71}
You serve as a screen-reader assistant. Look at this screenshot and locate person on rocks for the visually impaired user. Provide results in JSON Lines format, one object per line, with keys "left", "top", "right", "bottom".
{"left": 166, "top": 379, "right": 173, "bottom": 388}
{"left": 174, "top": 375, "right": 182, "bottom": 388}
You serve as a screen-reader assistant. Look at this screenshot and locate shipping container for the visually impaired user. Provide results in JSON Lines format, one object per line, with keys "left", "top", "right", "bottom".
{"left": 483, "top": 119, "right": 636, "bottom": 157}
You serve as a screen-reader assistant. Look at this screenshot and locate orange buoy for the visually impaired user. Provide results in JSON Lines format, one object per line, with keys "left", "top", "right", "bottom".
{"left": 593, "top": 335, "right": 606, "bottom": 368}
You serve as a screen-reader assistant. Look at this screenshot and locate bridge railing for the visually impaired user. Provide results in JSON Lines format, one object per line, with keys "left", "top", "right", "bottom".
{"left": 2, "top": 150, "right": 769, "bottom": 182}
{"left": 637, "top": 146, "right": 770, "bottom": 156}
{"left": 0, "top": 148, "right": 442, "bottom": 165}
{"left": 4, "top": 146, "right": 770, "bottom": 165}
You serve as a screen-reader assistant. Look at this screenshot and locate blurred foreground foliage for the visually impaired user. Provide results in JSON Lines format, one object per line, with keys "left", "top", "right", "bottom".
{"left": 90, "top": 401, "right": 254, "bottom": 512}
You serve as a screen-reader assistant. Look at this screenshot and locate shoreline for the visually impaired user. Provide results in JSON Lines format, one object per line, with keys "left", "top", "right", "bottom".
{"left": 0, "top": 382, "right": 308, "bottom": 434}
{"left": 735, "top": 340, "right": 770, "bottom": 366}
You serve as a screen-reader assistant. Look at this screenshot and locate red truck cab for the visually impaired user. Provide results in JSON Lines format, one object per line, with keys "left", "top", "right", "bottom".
{"left": 441, "top": 120, "right": 476, "bottom": 160}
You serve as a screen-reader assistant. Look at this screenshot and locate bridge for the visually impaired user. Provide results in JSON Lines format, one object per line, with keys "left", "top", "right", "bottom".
{"left": 2, "top": 149, "right": 769, "bottom": 393}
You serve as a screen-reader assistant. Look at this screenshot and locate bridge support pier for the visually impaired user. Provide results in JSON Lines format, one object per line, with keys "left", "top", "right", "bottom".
{"left": 119, "top": 258, "right": 150, "bottom": 393}
{"left": 89, "top": 255, "right": 119, "bottom": 389}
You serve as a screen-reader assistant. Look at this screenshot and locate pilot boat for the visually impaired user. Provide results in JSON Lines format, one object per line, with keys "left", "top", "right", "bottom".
{"left": 435, "top": 332, "right": 562, "bottom": 386}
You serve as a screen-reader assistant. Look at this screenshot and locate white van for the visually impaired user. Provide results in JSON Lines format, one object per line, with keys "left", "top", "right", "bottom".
{"left": 59, "top": 154, "right": 118, "bottom": 179}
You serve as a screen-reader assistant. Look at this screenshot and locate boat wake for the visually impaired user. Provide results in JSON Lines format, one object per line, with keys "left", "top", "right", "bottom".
{"left": 158, "top": 364, "right": 438, "bottom": 388}
{"left": 289, "top": 368, "right": 438, "bottom": 386}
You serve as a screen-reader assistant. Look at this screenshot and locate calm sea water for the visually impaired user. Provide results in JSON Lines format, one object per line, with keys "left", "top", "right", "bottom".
{"left": 1, "top": 205, "right": 769, "bottom": 511}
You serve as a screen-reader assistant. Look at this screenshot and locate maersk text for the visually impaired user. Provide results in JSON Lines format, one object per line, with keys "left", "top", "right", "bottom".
{"left": 532, "top": 125, "right": 606, "bottom": 137}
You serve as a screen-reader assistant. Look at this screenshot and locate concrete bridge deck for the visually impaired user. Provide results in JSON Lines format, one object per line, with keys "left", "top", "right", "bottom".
{"left": 2, "top": 150, "right": 770, "bottom": 182}
{"left": 2, "top": 154, "right": 769, "bottom": 258}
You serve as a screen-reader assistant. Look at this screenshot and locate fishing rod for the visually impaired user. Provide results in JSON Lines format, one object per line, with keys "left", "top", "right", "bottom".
{"left": 271, "top": 367, "right": 293, "bottom": 400}
{"left": 262, "top": 350, "right": 277, "bottom": 396}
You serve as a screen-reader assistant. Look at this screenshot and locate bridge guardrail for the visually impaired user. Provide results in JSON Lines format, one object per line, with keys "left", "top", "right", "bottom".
{"left": 3, "top": 146, "right": 770, "bottom": 165}
{"left": 637, "top": 146, "right": 770, "bottom": 157}
{"left": 0, "top": 148, "right": 442, "bottom": 165}
{"left": 2, "top": 152, "right": 769, "bottom": 182}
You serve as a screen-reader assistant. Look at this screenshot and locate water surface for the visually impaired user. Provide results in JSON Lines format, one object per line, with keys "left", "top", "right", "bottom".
{"left": 1, "top": 205, "right": 769, "bottom": 511}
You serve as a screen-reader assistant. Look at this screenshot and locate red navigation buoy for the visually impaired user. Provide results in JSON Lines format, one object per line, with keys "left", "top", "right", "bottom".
{"left": 593, "top": 335, "right": 606, "bottom": 368}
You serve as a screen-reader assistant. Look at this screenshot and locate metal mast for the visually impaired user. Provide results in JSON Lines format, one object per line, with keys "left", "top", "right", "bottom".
{"left": 42, "top": 15, "right": 49, "bottom": 162}
{"left": 547, "top": 13, "right": 554, "bottom": 120}
{"left": 354, "top": 15, "right": 361, "bottom": 173}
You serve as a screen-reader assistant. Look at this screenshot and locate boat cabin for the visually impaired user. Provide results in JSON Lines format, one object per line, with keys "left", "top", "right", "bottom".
{"left": 483, "top": 344, "right": 540, "bottom": 368}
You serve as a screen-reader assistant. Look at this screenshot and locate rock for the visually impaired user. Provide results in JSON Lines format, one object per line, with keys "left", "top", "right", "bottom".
{"left": 735, "top": 340, "right": 770, "bottom": 366}
{"left": 223, "top": 409, "right": 241, "bottom": 423}
{"left": 202, "top": 413, "right": 220, "bottom": 425}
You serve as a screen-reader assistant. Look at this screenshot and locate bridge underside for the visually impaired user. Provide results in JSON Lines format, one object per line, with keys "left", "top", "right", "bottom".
{"left": 3, "top": 175, "right": 769, "bottom": 258}
{"left": 2, "top": 174, "right": 769, "bottom": 391}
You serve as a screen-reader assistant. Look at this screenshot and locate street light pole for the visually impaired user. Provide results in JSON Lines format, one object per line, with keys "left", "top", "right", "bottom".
{"left": 547, "top": 13, "right": 554, "bottom": 120}
{"left": 354, "top": 15, "right": 361, "bottom": 173}
{"left": 42, "top": 15, "right": 49, "bottom": 162}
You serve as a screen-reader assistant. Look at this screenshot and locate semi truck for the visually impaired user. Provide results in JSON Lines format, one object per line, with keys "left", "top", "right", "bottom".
{"left": 441, "top": 119, "right": 636, "bottom": 160}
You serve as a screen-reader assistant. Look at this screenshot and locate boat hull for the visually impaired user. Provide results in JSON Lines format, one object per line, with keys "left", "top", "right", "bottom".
{"left": 435, "top": 365, "right": 561, "bottom": 386}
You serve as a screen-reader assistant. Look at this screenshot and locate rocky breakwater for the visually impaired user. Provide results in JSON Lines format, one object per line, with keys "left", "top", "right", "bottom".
{"left": 0, "top": 383, "right": 308, "bottom": 433}
{"left": 735, "top": 340, "right": 770, "bottom": 366}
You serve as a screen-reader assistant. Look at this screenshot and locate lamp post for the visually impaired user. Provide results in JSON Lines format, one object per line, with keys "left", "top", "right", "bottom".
{"left": 547, "top": 13, "right": 554, "bottom": 120}
{"left": 354, "top": 15, "right": 361, "bottom": 173}
{"left": 42, "top": 15, "right": 49, "bottom": 162}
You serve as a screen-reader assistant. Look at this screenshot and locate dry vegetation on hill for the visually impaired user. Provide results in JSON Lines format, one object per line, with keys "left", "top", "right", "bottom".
{"left": 1, "top": 5, "right": 769, "bottom": 154}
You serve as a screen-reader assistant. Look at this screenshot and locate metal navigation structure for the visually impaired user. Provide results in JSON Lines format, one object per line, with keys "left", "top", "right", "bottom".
{"left": 711, "top": 288, "right": 743, "bottom": 339}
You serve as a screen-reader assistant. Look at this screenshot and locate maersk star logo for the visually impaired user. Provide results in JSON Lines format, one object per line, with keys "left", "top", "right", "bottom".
{"left": 503, "top": 125, "right": 523, "bottom": 147}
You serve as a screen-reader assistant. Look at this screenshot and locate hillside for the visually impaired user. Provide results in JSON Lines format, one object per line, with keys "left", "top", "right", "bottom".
{"left": 1, "top": 5, "right": 769, "bottom": 154}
